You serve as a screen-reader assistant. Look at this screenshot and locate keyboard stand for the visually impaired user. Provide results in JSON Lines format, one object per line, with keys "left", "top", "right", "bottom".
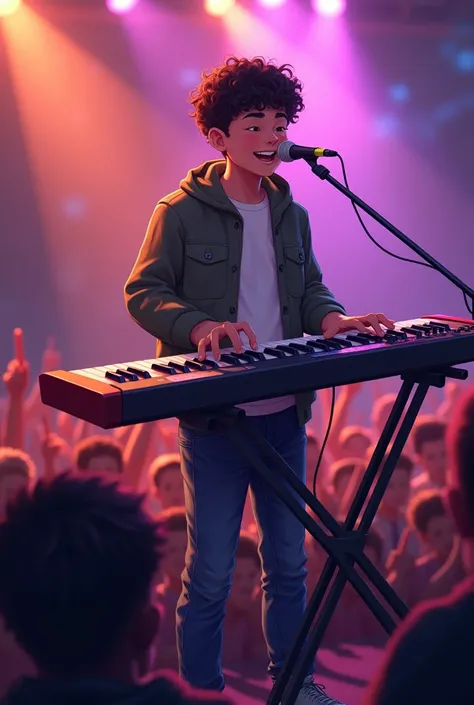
{"left": 194, "top": 365, "right": 467, "bottom": 705}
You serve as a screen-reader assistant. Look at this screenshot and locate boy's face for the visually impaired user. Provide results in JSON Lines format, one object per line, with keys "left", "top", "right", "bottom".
{"left": 160, "top": 529, "right": 187, "bottom": 582}
{"left": 212, "top": 108, "right": 288, "bottom": 177}
{"left": 417, "top": 439, "right": 446, "bottom": 487}
{"left": 423, "top": 513, "right": 454, "bottom": 561}
{"left": 382, "top": 467, "right": 411, "bottom": 511}
{"left": 0, "top": 471, "right": 29, "bottom": 521}
{"left": 87, "top": 453, "right": 121, "bottom": 475}
{"left": 229, "top": 556, "right": 260, "bottom": 610}
{"left": 156, "top": 466, "right": 185, "bottom": 509}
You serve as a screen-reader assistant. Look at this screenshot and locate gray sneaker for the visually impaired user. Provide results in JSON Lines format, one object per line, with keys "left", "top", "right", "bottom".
{"left": 295, "top": 677, "right": 347, "bottom": 705}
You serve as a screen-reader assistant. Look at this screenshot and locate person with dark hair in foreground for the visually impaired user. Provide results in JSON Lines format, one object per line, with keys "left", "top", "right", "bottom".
{"left": 0, "top": 474, "right": 232, "bottom": 705}
{"left": 363, "top": 387, "right": 474, "bottom": 705}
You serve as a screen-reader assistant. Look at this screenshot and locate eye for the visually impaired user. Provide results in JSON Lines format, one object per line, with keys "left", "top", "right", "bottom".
{"left": 246, "top": 126, "right": 260, "bottom": 132}
{"left": 276, "top": 126, "right": 287, "bottom": 132}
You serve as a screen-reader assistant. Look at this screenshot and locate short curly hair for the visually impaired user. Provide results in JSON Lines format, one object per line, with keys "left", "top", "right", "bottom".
{"left": 190, "top": 56, "right": 304, "bottom": 137}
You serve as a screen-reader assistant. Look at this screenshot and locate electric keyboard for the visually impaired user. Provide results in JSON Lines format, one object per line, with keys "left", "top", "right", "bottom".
{"left": 39, "top": 315, "right": 474, "bottom": 429}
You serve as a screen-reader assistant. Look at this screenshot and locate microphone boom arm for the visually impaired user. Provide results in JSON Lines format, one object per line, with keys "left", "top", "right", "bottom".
{"left": 308, "top": 159, "right": 474, "bottom": 319}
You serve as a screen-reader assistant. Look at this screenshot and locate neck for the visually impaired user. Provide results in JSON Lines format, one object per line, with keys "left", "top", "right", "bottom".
{"left": 221, "top": 157, "right": 265, "bottom": 204}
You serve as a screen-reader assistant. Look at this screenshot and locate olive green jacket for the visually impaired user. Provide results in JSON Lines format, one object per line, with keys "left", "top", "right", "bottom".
{"left": 124, "top": 160, "right": 345, "bottom": 425}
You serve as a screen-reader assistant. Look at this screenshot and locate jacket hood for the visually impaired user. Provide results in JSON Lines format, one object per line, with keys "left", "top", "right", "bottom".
{"left": 179, "top": 159, "right": 293, "bottom": 224}
{"left": 2, "top": 674, "right": 186, "bottom": 705}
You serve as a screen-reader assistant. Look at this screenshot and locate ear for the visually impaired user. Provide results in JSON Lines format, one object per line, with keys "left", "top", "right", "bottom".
{"left": 207, "top": 127, "right": 227, "bottom": 153}
{"left": 446, "top": 486, "right": 474, "bottom": 538}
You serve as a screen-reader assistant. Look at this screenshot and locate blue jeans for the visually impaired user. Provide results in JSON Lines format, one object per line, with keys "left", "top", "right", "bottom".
{"left": 176, "top": 406, "right": 309, "bottom": 690}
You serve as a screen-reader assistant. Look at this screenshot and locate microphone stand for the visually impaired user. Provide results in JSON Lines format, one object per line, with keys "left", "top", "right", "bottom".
{"left": 307, "top": 159, "right": 474, "bottom": 319}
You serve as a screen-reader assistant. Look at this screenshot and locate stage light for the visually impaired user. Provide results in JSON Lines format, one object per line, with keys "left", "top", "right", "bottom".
{"left": 456, "top": 49, "right": 474, "bottom": 72}
{"left": 388, "top": 84, "right": 411, "bottom": 103}
{"left": 313, "top": 0, "right": 346, "bottom": 18}
{"left": 0, "top": 0, "right": 21, "bottom": 17}
{"left": 258, "top": 0, "right": 287, "bottom": 8}
{"left": 204, "top": 0, "right": 235, "bottom": 17}
{"left": 106, "top": 0, "right": 139, "bottom": 15}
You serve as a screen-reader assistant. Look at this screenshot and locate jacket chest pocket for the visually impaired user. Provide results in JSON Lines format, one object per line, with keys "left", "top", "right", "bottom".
{"left": 183, "top": 244, "right": 229, "bottom": 300}
{"left": 284, "top": 245, "right": 305, "bottom": 298}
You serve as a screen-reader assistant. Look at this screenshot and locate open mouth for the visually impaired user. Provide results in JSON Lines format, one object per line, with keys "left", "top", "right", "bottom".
{"left": 253, "top": 151, "right": 277, "bottom": 164}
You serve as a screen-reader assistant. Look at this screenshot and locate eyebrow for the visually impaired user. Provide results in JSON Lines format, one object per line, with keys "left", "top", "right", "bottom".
{"left": 242, "top": 111, "right": 288, "bottom": 121}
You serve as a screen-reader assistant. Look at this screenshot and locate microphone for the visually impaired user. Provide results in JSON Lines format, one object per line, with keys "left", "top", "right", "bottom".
{"left": 278, "top": 140, "right": 338, "bottom": 163}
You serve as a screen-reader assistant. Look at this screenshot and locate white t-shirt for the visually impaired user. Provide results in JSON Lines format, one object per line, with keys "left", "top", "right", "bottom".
{"left": 230, "top": 194, "right": 295, "bottom": 416}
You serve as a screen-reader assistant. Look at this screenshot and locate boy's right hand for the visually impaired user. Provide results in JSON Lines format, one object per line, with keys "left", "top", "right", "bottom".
{"left": 190, "top": 320, "right": 258, "bottom": 362}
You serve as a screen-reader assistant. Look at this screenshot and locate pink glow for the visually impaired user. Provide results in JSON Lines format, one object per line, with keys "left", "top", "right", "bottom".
{"left": 106, "top": 0, "right": 139, "bottom": 15}
{"left": 258, "top": 0, "right": 287, "bottom": 8}
{"left": 314, "top": 0, "right": 346, "bottom": 17}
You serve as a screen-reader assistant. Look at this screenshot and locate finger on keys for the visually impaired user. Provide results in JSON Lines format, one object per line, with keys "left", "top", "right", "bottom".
{"left": 379, "top": 314, "right": 395, "bottom": 329}
{"left": 355, "top": 321, "right": 373, "bottom": 336}
{"left": 370, "top": 319, "right": 385, "bottom": 337}
{"left": 323, "top": 325, "right": 337, "bottom": 339}
{"left": 224, "top": 322, "right": 244, "bottom": 354}
{"left": 237, "top": 322, "right": 258, "bottom": 350}
{"left": 210, "top": 329, "right": 222, "bottom": 361}
{"left": 13, "top": 328, "right": 24, "bottom": 364}
{"left": 197, "top": 337, "right": 208, "bottom": 362}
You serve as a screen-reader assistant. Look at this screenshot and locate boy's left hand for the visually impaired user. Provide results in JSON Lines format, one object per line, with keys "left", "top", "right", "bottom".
{"left": 322, "top": 311, "right": 395, "bottom": 339}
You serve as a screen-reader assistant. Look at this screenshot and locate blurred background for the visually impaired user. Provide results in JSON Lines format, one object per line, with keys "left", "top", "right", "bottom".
{"left": 1, "top": 0, "right": 474, "bottom": 381}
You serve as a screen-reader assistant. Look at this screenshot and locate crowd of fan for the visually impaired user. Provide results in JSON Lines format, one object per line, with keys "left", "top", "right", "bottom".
{"left": 0, "top": 334, "right": 471, "bottom": 703}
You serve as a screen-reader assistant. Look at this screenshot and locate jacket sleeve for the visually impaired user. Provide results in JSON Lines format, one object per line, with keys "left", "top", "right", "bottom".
{"left": 124, "top": 203, "right": 216, "bottom": 350}
{"left": 301, "top": 218, "right": 346, "bottom": 335}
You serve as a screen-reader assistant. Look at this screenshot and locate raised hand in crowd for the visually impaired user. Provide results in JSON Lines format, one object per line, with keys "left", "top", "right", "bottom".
{"left": 39, "top": 415, "right": 69, "bottom": 480}
{"left": 2, "top": 329, "right": 29, "bottom": 449}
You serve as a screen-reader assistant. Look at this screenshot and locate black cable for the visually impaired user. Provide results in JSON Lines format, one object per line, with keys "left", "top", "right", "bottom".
{"left": 336, "top": 154, "right": 473, "bottom": 316}
{"left": 312, "top": 386, "right": 336, "bottom": 498}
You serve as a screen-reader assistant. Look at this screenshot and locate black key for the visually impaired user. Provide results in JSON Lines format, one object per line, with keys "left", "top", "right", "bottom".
{"left": 305, "top": 340, "right": 330, "bottom": 352}
{"left": 333, "top": 336, "right": 352, "bottom": 347}
{"left": 184, "top": 359, "right": 210, "bottom": 371}
{"left": 289, "top": 343, "right": 312, "bottom": 354}
{"left": 401, "top": 327, "right": 422, "bottom": 338}
{"left": 353, "top": 333, "right": 383, "bottom": 344}
{"left": 428, "top": 320, "right": 451, "bottom": 331}
{"left": 263, "top": 346, "right": 286, "bottom": 358}
{"left": 230, "top": 352, "right": 254, "bottom": 363}
{"left": 105, "top": 371, "right": 126, "bottom": 383}
{"left": 168, "top": 361, "right": 191, "bottom": 373}
{"left": 192, "top": 357, "right": 219, "bottom": 369}
{"left": 115, "top": 368, "right": 139, "bottom": 381}
{"left": 385, "top": 329, "right": 407, "bottom": 339}
{"left": 276, "top": 344, "right": 300, "bottom": 355}
{"left": 409, "top": 325, "right": 432, "bottom": 335}
{"left": 127, "top": 366, "right": 151, "bottom": 379}
{"left": 322, "top": 339, "right": 344, "bottom": 350}
{"left": 346, "top": 334, "right": 375, "bottom": 345}
{"left": 244, "top": 349, "right": 266, "bottom": 361}
{"left": 151, "top": 363, "right": 177, "bottom": 374}
{"left": 220, "top": 354, "right": 242, "bottom": 365}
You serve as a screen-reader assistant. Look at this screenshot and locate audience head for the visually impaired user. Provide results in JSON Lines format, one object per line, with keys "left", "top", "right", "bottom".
{"left": 74, "top": 435, "right": 123, "bottom": 475}
{"left": 446, "top": 387, "right": 474, "bottom": 572}
{"left": 339, "top": 426, "right": 373, "bottom": 460}
{"left": 407, "top": 489, "right": 454, "bottom": 562}
{"left": 0, "top": 447, "right": 36, "bottom": 521}
{"left": 0, "top": 473, "right": 163, "bottom": 680}
{"left": 371, "top": 394, "right": 396, "bottom": 435}
{"left": 150, "top": 453, "right": 184, "bottom": 509}
{"left": 156, "top": 505, "right": 187, "bottom": 588}
{"left": 411, "top": 416, "right": 447, "bottom": 487}
{"left": 373, "top": 448, "right": 414, "bottom": 514}
{"left": 330, "top": 458, "right": 364, "bottom": 502}
{"left": 229, "top": 531, "right": 260, "bottom": 611}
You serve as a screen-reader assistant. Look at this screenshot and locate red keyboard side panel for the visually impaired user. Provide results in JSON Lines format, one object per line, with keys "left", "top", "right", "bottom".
{"left": 39, "top": 371, "right": 122, "bottom": 429}
{"left": 422, "top": 314, "right": 474, "bottom": 325}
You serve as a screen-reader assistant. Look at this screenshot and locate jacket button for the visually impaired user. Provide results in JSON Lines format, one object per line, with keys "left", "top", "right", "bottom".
{"left": 299, "top": 252, "right": 304, "bottom": 261}
{"left": 232, "top": 265, "right": 238, "bottom": 273}
{"left": 278, "top": 264, "right": 284, "bottom": 272}
{"left": 234, "top": 221, "right": 240, "bottom": 229}
{"left": 204, "top": 251, "right": 213, "bottom": 260}
{"left": 283, "top": 306, "right": 288, "bottom": 314}
{"left": 230, "top": 306, "right": 236, "bottom": 314}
